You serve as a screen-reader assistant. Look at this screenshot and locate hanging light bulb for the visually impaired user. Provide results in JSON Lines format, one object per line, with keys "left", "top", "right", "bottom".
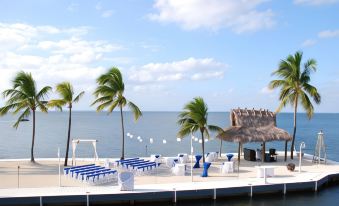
{"left": 177, "top": 138, "right": 181, "bottom": 142}
{"left": 137, "top": 136, "right": 141, "bottom": 140}
{"left": 150, "top": 138, "right": 154, "bottom": 144}
{"left": 191, "top": 135, "right": 195, "bottom": 140}
{"left": 127, "top": 132, "right": 130, "bottom": 137}
{"left": 205, "top": 139, "right": 208, "bottom": 142}
{"left": 130, "top": 135, "right": 133, "bottom": 139}
{"left": 139, "top": 139, "right": 143, "bottom": 142}
{"left": 199, "top": 139, "right": 202, "bottom": 144}
{"left": 163, "top": 139, "right": 167, "bottom": 144}
{"left": 194, "top": 137, "right": 198, "bottom": 142}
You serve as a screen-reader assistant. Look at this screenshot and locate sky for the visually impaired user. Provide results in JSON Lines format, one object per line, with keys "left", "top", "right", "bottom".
{"left": 0, "top": 0, "right": 338, "bottom": 112}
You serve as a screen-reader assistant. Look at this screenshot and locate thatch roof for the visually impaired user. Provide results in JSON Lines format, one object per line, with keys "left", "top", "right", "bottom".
{"left": 217, "top": 108, "right": 291, "bottom": 143}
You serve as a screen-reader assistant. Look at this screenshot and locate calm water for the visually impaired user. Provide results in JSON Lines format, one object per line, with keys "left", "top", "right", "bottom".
{"left": 0, "top": 111, "right": 338, "bottom": 205}
{"left": 176, "top": 185, "right": 339, "bottom": 206}
{"left": 0, "top": 112, "right": 337, "bottom": 160}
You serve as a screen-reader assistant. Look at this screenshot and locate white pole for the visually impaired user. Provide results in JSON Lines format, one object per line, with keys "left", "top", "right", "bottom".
{"left": 58, "top": 147, "right": 61, "bottom": 187}
{"left": 190, "top": 129, "right": 194, "bottom": 182}
{"left": 299, "top": 142, "right": 305, "bottom": 173}
{"left": 191, "top": 136, "right": 193, "bottom": 182}
{"left": 318, "top": 131, "right": 322, "bottom": 165}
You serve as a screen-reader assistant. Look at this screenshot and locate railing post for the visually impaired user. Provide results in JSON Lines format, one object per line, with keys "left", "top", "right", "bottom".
{"left": 173, "top": 188, "right": 177, "bottom": 203}
{"left": 86, "top": 192, "right": 90, "bottom": 206}
{"left": 17, "top": 165, "right": 20, "bottom": 188}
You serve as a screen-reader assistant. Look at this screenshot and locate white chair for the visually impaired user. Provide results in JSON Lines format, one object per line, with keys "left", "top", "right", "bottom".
{"left": 205, "top": 152, "right": 218, "bottom": 162}
{"left": 255, "top": 166, "right": 275, "bottom": 178}
{"left": 178, "top": 153, "right": 188, "bottom": 163}
{"left": 171, "top": 163, "right": 186, "bottom": 176}
{"left": 150, "top": 154, "right": 161, "bottom": 163}
{"left": 164, "top": 157, "right": 178, "bottom": 167}
{"left": 220, "top": 161, "right": 234, "bottom": 174}
{"left": 256, "top": 149, "right": 261, "bottom": 161}
{"left": 118, "top": 171, "right": 134, "bottom": 191}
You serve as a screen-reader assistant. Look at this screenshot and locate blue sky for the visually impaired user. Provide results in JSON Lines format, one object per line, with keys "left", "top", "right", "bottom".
{"left": 0, "top": 0, "right": 338, "bottom": 112}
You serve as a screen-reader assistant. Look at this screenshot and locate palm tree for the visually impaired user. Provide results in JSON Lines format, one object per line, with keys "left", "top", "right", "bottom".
{"left": 177, "top": 97, "right": 222, "bottom": 163}
{"left": 0, "top": 71, "right": 51, "bottom": 162}
{"left": 269, "top": 51, "right": 321, "bottom": 159}
{"left": 48, "top": 82, "right": 85, "bottom": 166}
{"left": 92, "top": 67, "right": 142, "bottom": 160}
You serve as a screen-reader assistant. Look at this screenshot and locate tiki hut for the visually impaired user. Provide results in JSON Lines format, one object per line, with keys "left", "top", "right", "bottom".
{"left": 217, "top": 108, "right": 291, "bottom": 165}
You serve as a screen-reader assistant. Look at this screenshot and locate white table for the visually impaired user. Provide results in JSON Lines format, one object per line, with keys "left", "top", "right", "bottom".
{"left": 221, "top": 161, "right": 234, "bottom": 174}
{"left": 171, "top": 163, "right": 186, "bottom": 176}
{"left": 255, "top": 166, "right": 276, "bottom": 178}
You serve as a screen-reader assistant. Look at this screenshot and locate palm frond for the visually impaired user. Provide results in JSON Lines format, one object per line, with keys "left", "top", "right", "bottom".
{"left": 36, "top": 86, "right": 52, "bottom": 100}
{"left": 300, "top": 92, "right": 314, "bottom": 119}
{"left": 107, "top": 99, "right": 120, "bottom": 113}
{"left": 13, "top": 108, "right": 30, "bottom": 129}
{"left": 0, "top": 102, "right": 23, "bottom": 116}
{"left": 96, "top": 100, "right": 113, "bottom": 112}
{"left": 127, "top": 101, "right": 142, "bottom": 121}
{"left": 73, "top": 91, "right": 85, "bottom": 103}
{"left": 47, "top": 99, "right": 67, "bottom": 111}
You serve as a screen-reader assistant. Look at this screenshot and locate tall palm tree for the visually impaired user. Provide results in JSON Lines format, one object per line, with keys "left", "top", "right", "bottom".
{"left": 269, "top": 51, "right": 321, "bottom": 159}
{"left": 92, "top": 67, "right": 142, "bottom": 160}
{"left": 0, "top": 71, "right": 51, "bottom": 162}
{"left": 177, "top": 97, "right": 222, "bottom": 163}
{"left": 48, "top": 82, "right": 85, "bottom": 166}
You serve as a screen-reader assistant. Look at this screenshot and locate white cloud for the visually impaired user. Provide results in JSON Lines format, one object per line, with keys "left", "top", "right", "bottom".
{"left": 148, "top": 0, "right": 275, "bottom": 33}
{"left": 95, "top": 2, "right": 102, "bottom": 10}
{"left": 67, "top": 3, "right": 79, "bottom": 12}
{"left": 95, "top": 2, "right": 114, "bottom": 18}
{"left": 318, "top": 29, "right": 339, "bottom": 38}
{"left": 260, "top": 86, "right": 274, "bottom": 94}
{"left": 128, "top": 57, "right": 228, "bottom": 83}
{"left": 132, "top": 84, "right": 165, "bottom": 93}
{"left": 294, "top": 0, "right": 339, "bottom": 5}
{"left": 0, "top": 22, "right": 124, "bottom": 97}
{"left": 101, "top": 10, "right": 114, "bottom": 18}
{"left": 302, "top": 39, "right": 317, "bottom": 47}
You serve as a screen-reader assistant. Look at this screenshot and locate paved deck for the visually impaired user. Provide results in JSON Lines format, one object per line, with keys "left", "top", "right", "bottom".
{"left": 0, "top": 153, "right": 338, "bottom": 205}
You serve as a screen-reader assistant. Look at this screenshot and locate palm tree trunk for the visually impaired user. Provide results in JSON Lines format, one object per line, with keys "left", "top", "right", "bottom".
{"left": 30, "top": 109, "right": 36, "bottom": 163}
{"left": 64, "top": 105, "right": 72, "bottom": 166}
{"left": 290, "top": 96, "right": 298, "bottom": 159}
{"left": 120, "top": 105, "right": 125, "bottom": 160}
{"left": 201, "top": 129, "right": 205, "bottom": 163}
{"left": 284, "top": 140, "right": 288, "bottom": 161}
{"left": 219, "top": 139, "right": 222, "bottom": 157}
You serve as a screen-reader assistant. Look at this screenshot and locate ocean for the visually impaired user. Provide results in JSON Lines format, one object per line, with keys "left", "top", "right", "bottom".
{"left": 0, "top": 111, "right": 338, "bottom": 206}
{"left": 0, "top": 112, "right": 337, "bottom": 160}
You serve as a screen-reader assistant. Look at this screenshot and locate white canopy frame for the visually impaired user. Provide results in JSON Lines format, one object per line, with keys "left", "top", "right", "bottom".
{"left": 72, "top": 139, "right": 99, "bottom": 166}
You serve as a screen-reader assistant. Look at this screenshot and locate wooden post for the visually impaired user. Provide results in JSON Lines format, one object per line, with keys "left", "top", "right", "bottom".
{"left": 262, "top": 142, "right": 266, "bottom": 162}
{"left": 238, "top": 142, "right": 241, "bottom": 172}
{"left": 284, "top": 140, "right": 288, "bottom": 162}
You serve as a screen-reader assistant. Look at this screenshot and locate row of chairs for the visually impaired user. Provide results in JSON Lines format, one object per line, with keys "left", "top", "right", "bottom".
{"left": 64, "top": 164, "right": 117, "bottom": 185}
{"left": 115, "top": 158, "right": 160, "bottom": 175}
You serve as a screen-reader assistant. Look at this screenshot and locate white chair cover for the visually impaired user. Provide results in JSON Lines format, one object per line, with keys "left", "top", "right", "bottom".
{"left": 118, "top": 172, "right": 134, "bottom": 191}
{"left": 178, "top": 153, "right": 188, "bottom": 163}
{"left": 164, "top": 157, "right": 178, "bottom": 167}
{"left": 171, "top": 163, "right": 186, "bottom": 176}
{"left": 221, "top": 162, "right": 234, "bottom": 174}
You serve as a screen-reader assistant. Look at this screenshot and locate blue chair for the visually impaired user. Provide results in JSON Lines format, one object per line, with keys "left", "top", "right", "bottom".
{"left": 226, "top": 154, "right": 234, "bottom": 161}
{"left": 201, "top": 162, "right": 211, "bottom": 177}
{"left": 193, "top": 155, "right": 202, "bottom": 168}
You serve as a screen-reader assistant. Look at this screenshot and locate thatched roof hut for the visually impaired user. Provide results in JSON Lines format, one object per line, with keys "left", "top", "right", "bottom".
{"left": 217, "top": 108, "right": 291, "bottom": 163}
